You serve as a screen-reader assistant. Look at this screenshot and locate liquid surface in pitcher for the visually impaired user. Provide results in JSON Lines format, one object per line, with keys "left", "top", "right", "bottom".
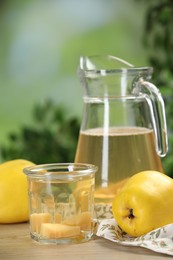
{"left": 75, "top": 126, "right": 164, "bottom": 203}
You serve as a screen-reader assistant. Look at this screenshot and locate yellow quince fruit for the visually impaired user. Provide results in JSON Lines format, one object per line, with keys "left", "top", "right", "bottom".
{"left": 0, "top": 159, "right": 35, "bottom": 223}
{"left": 112, "top": 170, "right": 173, "bottom": 237}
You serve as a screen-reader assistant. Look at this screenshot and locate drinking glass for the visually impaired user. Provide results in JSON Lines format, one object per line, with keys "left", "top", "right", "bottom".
{"left": 23, "top": 163, "right": 97, "bottom": 244}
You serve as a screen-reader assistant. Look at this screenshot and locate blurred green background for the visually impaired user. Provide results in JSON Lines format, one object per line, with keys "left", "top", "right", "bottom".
{"left": 0, "top": 0, "right": 173, "bottom": 175}
{"left": 0, "top": 0, "right": 148, "bottom": 140}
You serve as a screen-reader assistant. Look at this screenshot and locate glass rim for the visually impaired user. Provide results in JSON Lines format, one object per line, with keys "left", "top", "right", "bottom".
{"left": 81, "top": 67, "right": 153, "bottom": 78}
{"left": 23, "top": 163, "right": 97, "bottom": 180}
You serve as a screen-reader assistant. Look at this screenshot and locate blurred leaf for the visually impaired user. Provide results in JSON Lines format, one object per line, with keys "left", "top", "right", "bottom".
{"left": 0, "top": 100, "right": 80, "bottom": 164}
{"left": 139, "top": 0, "right": 173, "bottom": 177}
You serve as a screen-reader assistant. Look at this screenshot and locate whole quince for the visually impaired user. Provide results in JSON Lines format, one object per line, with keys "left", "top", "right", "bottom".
{"left": 0, "top": 159, "right": 35, "bottom": 223}
{"left": 112, "top": 170, "right": 173, "bottom": 237}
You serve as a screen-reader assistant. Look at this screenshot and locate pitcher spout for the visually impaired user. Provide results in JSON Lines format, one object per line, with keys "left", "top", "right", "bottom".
{"left": 79, "top": 55, "right": 134, "bottom": 72}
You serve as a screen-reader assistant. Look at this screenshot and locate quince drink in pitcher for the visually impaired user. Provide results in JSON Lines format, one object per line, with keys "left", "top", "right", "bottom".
{"left": 75, "top": 55, "right": 168, "bottom": 204}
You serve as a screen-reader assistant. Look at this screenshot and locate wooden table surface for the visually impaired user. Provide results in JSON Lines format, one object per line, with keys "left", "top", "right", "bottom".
{"left": 0, "top": 223, "right": 172, "bottom": 260}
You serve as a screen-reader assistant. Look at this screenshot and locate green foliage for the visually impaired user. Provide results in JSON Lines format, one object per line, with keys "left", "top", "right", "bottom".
{"left": 142, "top": 0, "right": 173, "bottom": 176}
{"left": 1, "top": 100, "right": 80, "bottom": 164}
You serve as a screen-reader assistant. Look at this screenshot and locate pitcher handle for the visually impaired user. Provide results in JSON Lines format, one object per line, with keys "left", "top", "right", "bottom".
{"left": 134, "top": 78, "right": 168, "bottom": 157}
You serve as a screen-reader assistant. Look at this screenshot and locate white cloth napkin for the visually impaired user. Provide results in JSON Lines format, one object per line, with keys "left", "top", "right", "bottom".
{"left": 96, "top": 218, "right": 173, "bottom": 256}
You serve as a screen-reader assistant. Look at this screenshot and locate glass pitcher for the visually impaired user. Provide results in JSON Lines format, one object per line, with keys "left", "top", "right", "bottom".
{"left": 75, "top": 55, "right": 168, "bottom": 204}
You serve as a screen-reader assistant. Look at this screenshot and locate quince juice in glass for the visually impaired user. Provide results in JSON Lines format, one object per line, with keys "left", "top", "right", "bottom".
{"left": 75, "top": 126, "right": 163, "bottom": 203}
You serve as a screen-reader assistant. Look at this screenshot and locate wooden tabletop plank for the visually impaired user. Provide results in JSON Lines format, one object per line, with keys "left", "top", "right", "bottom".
{"left": 0, "top": 223, "right": 172, "bottom": 260}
